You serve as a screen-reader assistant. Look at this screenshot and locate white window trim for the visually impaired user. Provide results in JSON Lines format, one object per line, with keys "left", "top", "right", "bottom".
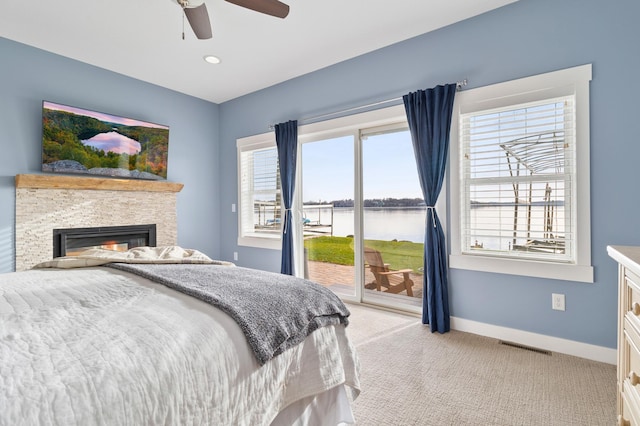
{"left": 449, "top": 64, "right": 593, "bottom": 283}
{"left": 237, "top": 132, "right": 282, "bottom": 250}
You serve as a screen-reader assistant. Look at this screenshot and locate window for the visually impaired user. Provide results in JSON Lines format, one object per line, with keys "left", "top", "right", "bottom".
{"left": 450, "top": 64, "right": 593, "bottom": 282}
{"left": 237, "top": 135, "right": 281, "bottom": 249}
{"left": 461, "top": 98, "right": 573, "bottom": 261}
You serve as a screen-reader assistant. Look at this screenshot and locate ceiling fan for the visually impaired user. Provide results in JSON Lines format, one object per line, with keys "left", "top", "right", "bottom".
{"left": 177, "top": 0, "right": 290, "bottom": 40}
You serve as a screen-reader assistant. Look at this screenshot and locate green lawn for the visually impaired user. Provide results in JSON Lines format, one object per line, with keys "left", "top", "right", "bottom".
{"left": 303, "top": 236, "right": 424, "bottom": 273}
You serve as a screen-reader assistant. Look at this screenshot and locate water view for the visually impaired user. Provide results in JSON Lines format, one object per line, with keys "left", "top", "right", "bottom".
{"left": 82, "top": 131, "right": 141, "bottom": 155}
{"left": 302, "top": 204, "right": 563, "bottom": 250}
{"left": 303, "top": 206, "right": 426, "bottom": 243}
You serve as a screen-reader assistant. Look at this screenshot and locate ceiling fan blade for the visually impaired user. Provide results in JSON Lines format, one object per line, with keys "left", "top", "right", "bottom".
{"left": 183, "top": 3, "right": 213, "bottom": 39}
{"left": 225, "top": 0, "right": 290, "bottom": 19}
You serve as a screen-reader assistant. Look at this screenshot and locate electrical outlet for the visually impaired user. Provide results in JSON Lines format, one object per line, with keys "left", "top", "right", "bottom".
{"left": 231, "top": 203, "right": 236, "bottom": 213}
{"left": 552, "top": 293, "right": 565, "bottom": 311}
{"left": 233, "top": 252, "right": 238, "bottom": 261}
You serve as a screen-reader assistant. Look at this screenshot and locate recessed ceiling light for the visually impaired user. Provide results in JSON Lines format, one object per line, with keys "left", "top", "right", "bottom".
{"left": 203, "top": 55, "right": 221, "bottom": 64}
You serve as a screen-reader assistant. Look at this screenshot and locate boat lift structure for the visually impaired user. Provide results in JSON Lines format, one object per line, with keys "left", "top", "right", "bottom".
{"left": 499, "top": 131, "right": 566, "bottom": 254}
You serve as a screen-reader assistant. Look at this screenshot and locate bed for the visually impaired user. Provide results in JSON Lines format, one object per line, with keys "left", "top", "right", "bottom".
{"left": 0, "top": 246, "right": 360, "bottom": 425}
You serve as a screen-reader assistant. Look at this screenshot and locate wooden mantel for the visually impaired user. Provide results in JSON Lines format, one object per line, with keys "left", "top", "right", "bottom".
{"left": 15, "top": 174, "right": 183, "bottom": 193}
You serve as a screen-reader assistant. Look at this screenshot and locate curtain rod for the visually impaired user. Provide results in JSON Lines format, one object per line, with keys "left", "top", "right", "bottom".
{"left": 268, "top": 79, "right": 467, "bottom": 130}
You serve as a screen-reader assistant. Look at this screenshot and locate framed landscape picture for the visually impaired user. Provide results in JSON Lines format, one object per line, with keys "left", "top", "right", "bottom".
{"left": 42, "top": 101, "right": 170, "bottom": 180}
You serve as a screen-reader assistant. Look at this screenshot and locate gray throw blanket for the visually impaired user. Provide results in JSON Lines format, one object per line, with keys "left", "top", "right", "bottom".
{"left": 104, "top": 263, "right": 350, "bottom": 365}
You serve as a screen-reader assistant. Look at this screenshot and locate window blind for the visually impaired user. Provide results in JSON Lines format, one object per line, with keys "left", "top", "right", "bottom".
{"left": 460, "top": 96, "right": 575, "bottom": 262}
{"left": 239, "top": 146, "right": 281, "bottom": 236}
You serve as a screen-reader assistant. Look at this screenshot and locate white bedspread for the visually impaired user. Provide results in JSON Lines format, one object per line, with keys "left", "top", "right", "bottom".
{"left": 0, "top": 267, "right": 360, "bottom": 425}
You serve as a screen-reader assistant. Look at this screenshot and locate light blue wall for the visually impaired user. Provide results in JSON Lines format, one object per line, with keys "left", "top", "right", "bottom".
{"left": 0, "top": 37, "right": 221, "bottom": 271}
{"left": 218, "top": 0, "right": 640, "bottom": 349}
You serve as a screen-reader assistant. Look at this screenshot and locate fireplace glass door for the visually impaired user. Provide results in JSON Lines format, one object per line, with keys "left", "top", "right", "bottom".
{"left": 53, "top": 224, "right": 157, "bottom": 257}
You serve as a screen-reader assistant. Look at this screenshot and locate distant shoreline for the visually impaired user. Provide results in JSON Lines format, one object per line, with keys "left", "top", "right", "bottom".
{"left": 303, "top": 202, "right": 564, "bottom": 209}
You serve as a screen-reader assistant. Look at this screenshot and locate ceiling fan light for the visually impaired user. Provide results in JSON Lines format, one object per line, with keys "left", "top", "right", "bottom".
{"left": 204, "top": 55, "right": 221, "bottom": 64}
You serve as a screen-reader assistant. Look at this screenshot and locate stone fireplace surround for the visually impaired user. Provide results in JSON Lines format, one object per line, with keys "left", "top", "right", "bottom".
{"left": 15, "top": 174, "right": 183, "bottom": 271}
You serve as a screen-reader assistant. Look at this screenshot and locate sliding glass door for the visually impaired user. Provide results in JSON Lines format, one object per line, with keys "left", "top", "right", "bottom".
{"left": 361, "top": 125, "right": 423, "bottom": 308}
{"left": 294, "top": 110, "right": 426, "bottom": 312}
{"left": 299, "top": 135, "right": 357, "bottom": 298}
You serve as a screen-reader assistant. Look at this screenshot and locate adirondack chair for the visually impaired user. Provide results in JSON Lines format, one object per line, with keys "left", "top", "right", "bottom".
{"left": 363, "top": 247, "right": 414, "bottom": 297}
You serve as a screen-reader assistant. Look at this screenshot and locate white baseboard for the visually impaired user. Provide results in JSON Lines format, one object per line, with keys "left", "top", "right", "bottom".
{"left": 450, "top": 316, "right": 616, "bottom": 365}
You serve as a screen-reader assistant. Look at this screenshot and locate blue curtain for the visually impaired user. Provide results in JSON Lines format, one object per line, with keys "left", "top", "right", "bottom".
{"left": 274, "top": 120, "right": 298, "bottom": 275}
{"left": 403, "top": 84, "right": 456, "bottom": 333}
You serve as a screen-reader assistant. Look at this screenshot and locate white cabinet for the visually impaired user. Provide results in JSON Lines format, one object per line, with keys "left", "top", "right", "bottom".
{"left": 608, "top": 246, "right": 640, "bottom": 425}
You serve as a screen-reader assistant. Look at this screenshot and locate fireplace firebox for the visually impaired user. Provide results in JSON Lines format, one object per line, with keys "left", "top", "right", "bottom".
{"left": 53, "top": 224, "right": 157, "bottom": 257}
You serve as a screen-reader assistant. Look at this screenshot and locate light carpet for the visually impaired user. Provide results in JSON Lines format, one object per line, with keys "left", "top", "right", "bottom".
{"left": 346, "top": 303, "right": 616, "bottom": 426}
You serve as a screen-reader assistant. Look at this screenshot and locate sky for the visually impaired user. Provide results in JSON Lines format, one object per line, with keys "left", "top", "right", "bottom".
{"left": 301, "top": 131, "right": 423, "bottom": 202}
{"left": 44, "top": 101, "right": 168, "bottom": 129}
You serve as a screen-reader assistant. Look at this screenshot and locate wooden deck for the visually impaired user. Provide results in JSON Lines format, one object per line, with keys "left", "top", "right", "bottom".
{"left": 306, "top": 260, "right": 423, "bottom": 299}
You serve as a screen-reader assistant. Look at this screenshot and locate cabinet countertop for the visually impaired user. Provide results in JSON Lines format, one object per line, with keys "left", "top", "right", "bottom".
{"left": 607, "top": 245, "right": 640, "bottom": 272}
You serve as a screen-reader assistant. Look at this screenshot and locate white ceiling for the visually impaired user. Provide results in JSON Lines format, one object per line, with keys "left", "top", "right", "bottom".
{"left": 0, "top": 0, "right": 516, "bottom": 104}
